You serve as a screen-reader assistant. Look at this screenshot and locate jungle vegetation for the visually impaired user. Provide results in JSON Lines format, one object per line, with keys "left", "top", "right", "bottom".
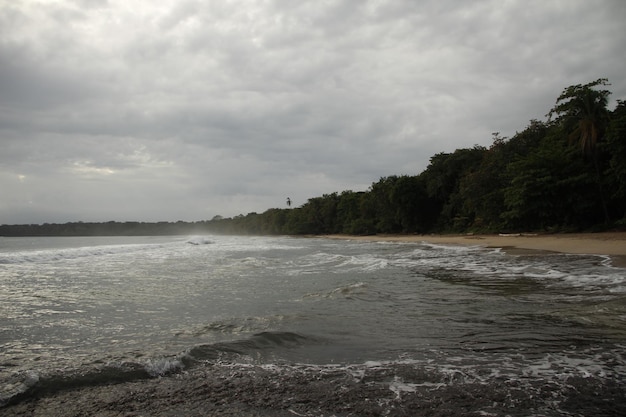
{"left": 2, "top": 79, "right": 625, "bottom": 237}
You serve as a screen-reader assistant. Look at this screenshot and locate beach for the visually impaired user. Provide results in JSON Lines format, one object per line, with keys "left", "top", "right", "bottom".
{"left": 2, "top": 234, "right": 626, "bottom": 416}
{"left": 320, "top": 232, "right": 626, "bottom": 267}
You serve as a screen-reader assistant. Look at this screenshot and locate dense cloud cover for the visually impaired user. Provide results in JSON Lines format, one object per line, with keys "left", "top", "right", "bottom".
{"left": 1, "top": 0, "right": 625, "bottom": 224}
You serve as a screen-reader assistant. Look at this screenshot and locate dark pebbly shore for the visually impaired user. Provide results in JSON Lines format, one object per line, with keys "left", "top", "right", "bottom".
{"left": 3, "top": 362, "right": 625, "bottom": 417}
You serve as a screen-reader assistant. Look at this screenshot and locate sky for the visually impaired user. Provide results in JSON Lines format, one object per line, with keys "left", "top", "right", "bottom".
{"left": 1, "top": 0, "right": 625, "bottom": 224}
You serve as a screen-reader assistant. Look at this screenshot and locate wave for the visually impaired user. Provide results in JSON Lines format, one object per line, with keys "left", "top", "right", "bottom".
{"left": 0, "top": 242, "right": 169, "bottom": 265}
{"left": 303, "top": 282, "right": 368, "bottom": 300}
{"left": 4, "top": 347, "right": 626, "bottom": 416}
{"left": 410, "top": 245, "right": 626, "bottom": 295}
{"left": 178, "top": 315, "right": 288, "bottom": 338}
{"left": 290, "top": 252, "right": 389, "bottom": 275}
{"left": 182, "top": 332, "right": 311, "bottom": 365}
{"left": 185, "top": 236, "right": 214, "bottom": 245}
{"left": 0, "top": 331, "right": 314, "bottom": 407}
{"left": 1, "top": 362, "right": 153, "bottom": 407}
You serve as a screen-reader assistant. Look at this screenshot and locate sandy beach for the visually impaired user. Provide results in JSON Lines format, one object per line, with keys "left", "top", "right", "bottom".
{"left": 319, "top": 232, "right": 626, "bottom": 268}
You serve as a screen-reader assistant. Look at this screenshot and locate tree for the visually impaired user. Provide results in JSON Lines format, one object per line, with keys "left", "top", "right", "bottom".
{"left": 605, "top": 100, "right": 626, "bottom": 221}
{"left": 389, "top": 175, "right": 431, "bottom": 233}
{"left": 336, "top": 191, "right": 373, "bottom": 234}
{"left": 548, "top": 78, "right": 612, "bottom": 223}
{"left": 548, "top": 78, "right": 611, "bottom": 156}
{"left": 421, "top": 147, "right": 486, "bottom": 230}
{"left": 460, "top": 121, "right": 549, "bottom": 231}
{"left": 501, "top": 132, "right": 597, "bottom": 231}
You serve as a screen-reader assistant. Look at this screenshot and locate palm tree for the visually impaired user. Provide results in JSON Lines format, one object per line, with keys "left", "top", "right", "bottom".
{"left": 548, "top": 78, "right": 611, "bottom": 223}
{"left": 548, "top": 78, "right": 611, "bottom": 156}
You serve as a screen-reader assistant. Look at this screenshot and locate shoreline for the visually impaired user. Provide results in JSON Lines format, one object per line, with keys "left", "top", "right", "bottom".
{"left": 4, "top": 233, "right": 626, "bottom": 416}
{"left": 318, "top": 232, "right": 626, "bottom": 268}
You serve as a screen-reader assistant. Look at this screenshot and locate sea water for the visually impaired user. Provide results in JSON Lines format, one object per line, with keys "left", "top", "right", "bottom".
{"left": 1, "top": 235, "right": 625, "bottom": 414}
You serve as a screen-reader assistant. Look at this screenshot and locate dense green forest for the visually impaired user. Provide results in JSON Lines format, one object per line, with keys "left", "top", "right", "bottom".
{"left": 2, "top": 79, "right": 625, "bottom": 237}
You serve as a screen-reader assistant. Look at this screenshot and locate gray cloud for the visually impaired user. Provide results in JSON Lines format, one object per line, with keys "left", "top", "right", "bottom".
{"left": 1, "top": 0, "right": 625, "bottom": 223}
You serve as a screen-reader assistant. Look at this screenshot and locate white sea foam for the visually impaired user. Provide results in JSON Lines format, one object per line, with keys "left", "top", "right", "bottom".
{"left": 185, "top": 236, "right": 214, "bottom": 245}
{"left": 339, "top": 254, "right": 389, "bottom": 271}
{"left": 399, "top": 244, "right": 626, "bottom": 294}
{"left": 388, "top": 376, "right": 419, "bottom": 398}
{"left": 0, "top": 242, "right": 168, "bottom": 265}
{"left": 419, "top": 242, "right": 486, "bottom": 255}
{"left": 144, "top": 358, "right": 184, "bottom": 377}
{"left": 0, "top": 370, "right": 39, "bottom": 406}
{"left": 288, "top": 252, "right": 389, "bottom": 275}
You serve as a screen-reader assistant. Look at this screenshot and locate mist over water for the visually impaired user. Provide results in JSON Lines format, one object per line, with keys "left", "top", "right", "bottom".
{"left": 1, "top": 235, "right": 625, "bottom": 414}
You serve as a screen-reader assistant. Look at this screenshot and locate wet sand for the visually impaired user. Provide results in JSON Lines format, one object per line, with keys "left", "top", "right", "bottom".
{"left": 319, "top": 232, "right": 626, "bottom": 267}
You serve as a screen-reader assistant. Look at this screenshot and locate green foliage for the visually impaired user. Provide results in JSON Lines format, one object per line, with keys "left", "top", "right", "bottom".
{"left": 548, "top": 78, "right": 611, "bottom": 156}
{"left": 501, "top": 132, "right": 598, "bottom": 230}
{"left": 460, "top": 121, "right": 549, "bottom": 231}
{"left": 547, "top": 78, "right": 613, "bottom": 224}
{"left": 605, "top": 100, "right": 626, "bottom": 219}
{"left": 336, "top": 191, "right": 376, "bottom": 235}
{"left": 421, "top": 147, "right": 486, "bottom": 231}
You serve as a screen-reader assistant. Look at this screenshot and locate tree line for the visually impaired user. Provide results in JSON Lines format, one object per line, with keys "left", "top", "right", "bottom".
{"left": 2, "top": 79, "right": 625, "bottom": 237}
{"left": 214, "top": 79, "right": 626, "bottom": 235}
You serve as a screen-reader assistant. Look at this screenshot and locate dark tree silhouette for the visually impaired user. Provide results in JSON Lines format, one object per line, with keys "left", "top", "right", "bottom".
{"left": 548, "top": 78, "right": 612, "bottom": 223}
{"left": 548, "top": 78, "right": 610, "bottom": 156}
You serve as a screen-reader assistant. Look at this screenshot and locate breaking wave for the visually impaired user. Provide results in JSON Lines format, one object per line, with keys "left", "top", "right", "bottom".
{"left": 0, "top": 331, "right": 315, "bottom": 407}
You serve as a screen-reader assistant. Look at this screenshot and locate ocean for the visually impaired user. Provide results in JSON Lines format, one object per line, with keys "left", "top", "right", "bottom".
{"left": 1, "top": 235, "right": 625, "bottom": 416}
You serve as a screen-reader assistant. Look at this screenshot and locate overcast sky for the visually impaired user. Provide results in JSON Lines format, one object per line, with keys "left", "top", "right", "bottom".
{"left": 1, "top": 0, "right": 625, "bottom": 224}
